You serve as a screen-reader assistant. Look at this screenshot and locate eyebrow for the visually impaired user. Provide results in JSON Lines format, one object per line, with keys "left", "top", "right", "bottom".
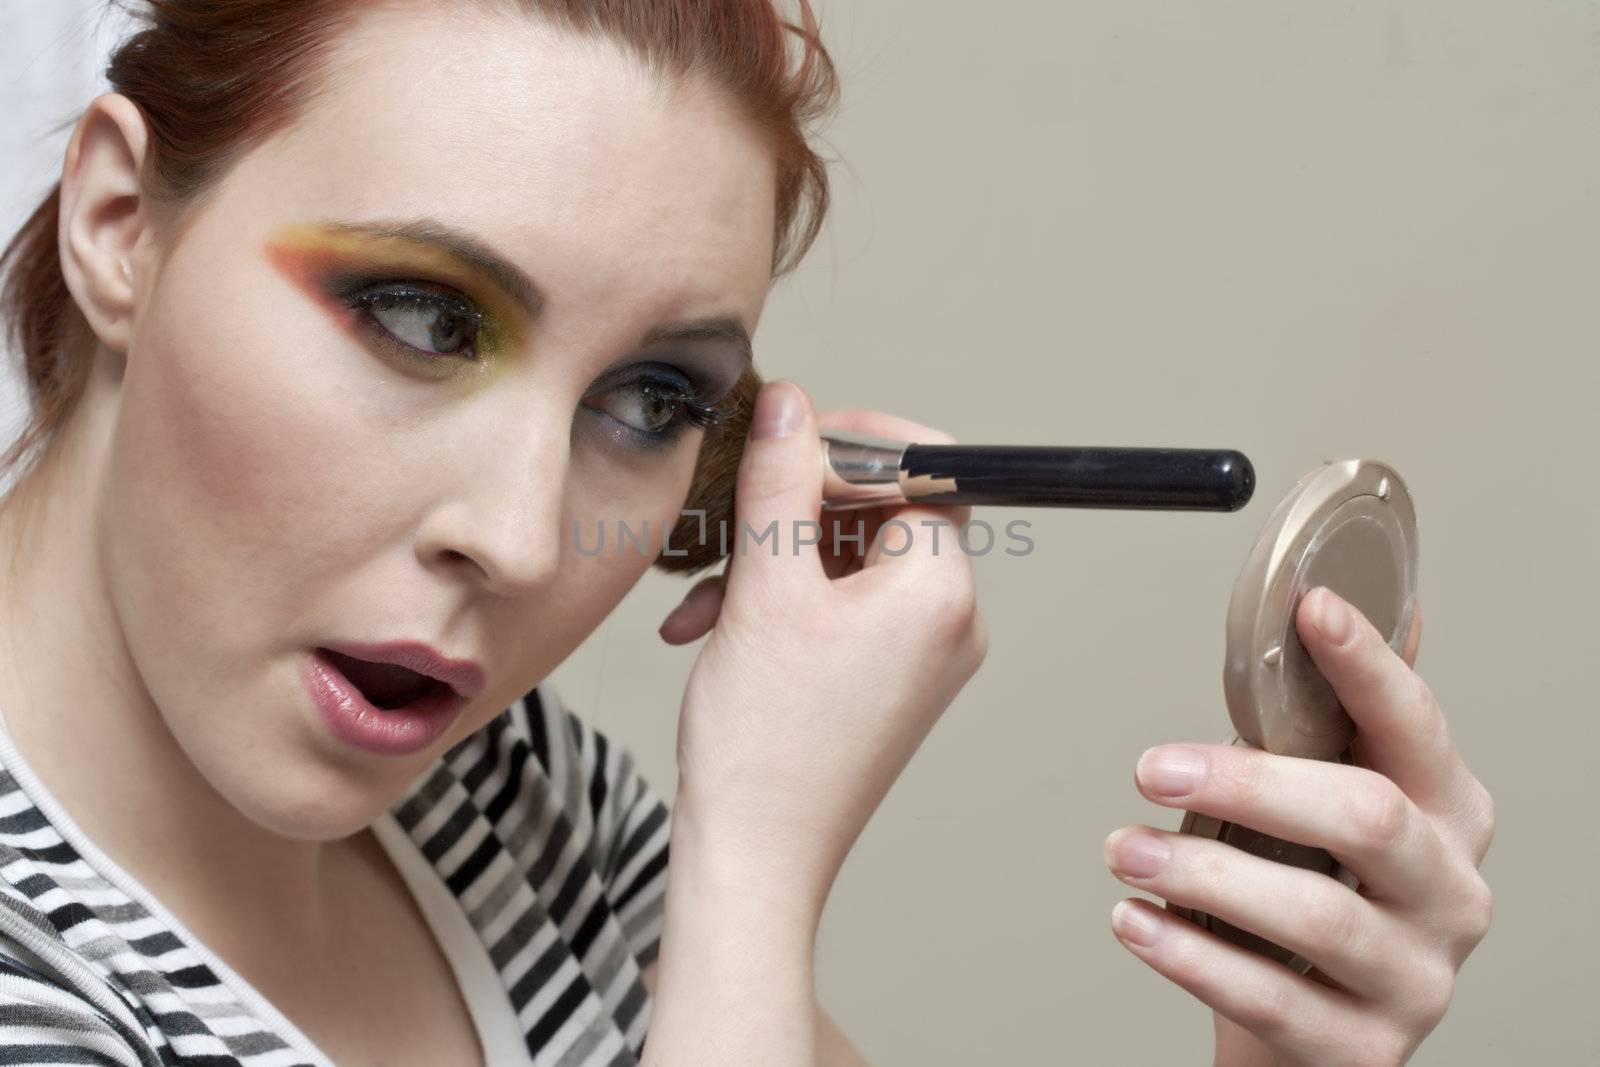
{"left": 322, "top": 217, "right": 753, "bottom": 367}
{"left": 322, "top": 217, "right": 545, "bottom": 319}
{"left": 641, "top": 317, "right": 753, "bottom": 368}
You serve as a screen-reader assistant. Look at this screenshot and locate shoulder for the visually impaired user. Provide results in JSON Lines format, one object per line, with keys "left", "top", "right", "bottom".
{"left": 512, "top": 680, "right": 674, "bottom": 957}
{"left": 0, "top": 935, "right": 157, "bottom": 1066}
{"left": 395, "top": 680, "right": 675, "bottom": 1055}
{"left": 0, "top": 770, "right": 294, "bottom": 1064}
{"left": 400, "top": 678, "right": 672, "bottom": 920}
{"left": 434, "top": 676, "right": 613, "bottom": 794}
{"left": 497, "top": 679, "right": 671, "bottom": 828}
{"left": 508, "top": 676, "right": 603, "bottom": 788}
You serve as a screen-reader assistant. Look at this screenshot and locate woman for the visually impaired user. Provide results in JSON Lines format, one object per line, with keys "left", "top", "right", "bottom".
{"left": 0, "top": 2, "right": 1492, "bottom": 1065}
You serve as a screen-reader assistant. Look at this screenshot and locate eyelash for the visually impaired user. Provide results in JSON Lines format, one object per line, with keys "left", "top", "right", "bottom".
{"left": 585, "top": 366, "right": 737, "bottom": 449}
{"left": 336, "top": 279, "right": 486, "bottom": 363}
{"left": 332, "top": 276, "right": 737, "bottom": 446}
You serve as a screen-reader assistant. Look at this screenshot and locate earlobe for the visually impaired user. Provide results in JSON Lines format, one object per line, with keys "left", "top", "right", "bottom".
{"left": 56, "top": 92, "right": 151, "bottom": 355}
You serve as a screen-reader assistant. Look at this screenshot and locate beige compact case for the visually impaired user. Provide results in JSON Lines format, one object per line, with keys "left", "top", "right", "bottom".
{"left": 1167, "top": 459, "right": 1418, "bottom": 973}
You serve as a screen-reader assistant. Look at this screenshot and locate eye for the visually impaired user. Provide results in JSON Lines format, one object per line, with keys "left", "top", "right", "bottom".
{"left": 345, "top": 283, "right": 483, "bottom": 360}
{"left": 584, "top": 368, "right": 732, "bottom": 442}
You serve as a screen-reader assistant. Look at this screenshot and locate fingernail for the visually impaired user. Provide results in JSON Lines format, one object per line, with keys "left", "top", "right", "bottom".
{"left": 1111, "top": 900, "right": 1163, "bottom": 948}
{"left": 1105, "top": 828, "right": 1169, "bottom": 879}
{"left": 1311, "top": 586, "right": 1352, "bottom": 645}
{"left": 1137, "top": 746, "right": 1206, "bottom": 797}
{"left": 750, "top": 381, "right": 801, "bottom": 440}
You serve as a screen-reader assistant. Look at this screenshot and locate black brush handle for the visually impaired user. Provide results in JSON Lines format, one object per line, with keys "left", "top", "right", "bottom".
{"left": 899, "top": 445, "right": 1255, "bottom": 511}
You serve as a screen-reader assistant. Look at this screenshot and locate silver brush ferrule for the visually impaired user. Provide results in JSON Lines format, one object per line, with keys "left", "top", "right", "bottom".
{"left": 820, "top": 430, "right": 910, "bottom": 509}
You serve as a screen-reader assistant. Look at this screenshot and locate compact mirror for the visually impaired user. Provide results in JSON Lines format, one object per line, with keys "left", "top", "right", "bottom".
{"left": 1166, "top": 459, "right": 1419, "bottom": 973}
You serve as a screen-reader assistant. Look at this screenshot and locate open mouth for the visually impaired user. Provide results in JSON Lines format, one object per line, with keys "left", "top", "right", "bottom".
{"left": 314, "top": 647, "right": 453, "bottom": 710}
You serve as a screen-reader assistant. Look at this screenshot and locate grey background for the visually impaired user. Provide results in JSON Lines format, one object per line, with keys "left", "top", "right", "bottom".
{"left": 4, "top": 2, "right": 1593, "bottom": 1063}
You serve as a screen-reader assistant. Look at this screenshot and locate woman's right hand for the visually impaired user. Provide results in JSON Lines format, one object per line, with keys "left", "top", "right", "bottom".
{"left": 661, "top": 379, "right": 988, "bottom": 915}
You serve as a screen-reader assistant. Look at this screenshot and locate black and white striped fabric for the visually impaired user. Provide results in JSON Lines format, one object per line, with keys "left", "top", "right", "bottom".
{"left": 0, "top": 679, "right": 673, "bottom": 1066}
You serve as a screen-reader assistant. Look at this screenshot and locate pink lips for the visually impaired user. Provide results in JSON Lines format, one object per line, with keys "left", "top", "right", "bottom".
{"left": 301, "top": 641, "right": 485, "bottom": 757}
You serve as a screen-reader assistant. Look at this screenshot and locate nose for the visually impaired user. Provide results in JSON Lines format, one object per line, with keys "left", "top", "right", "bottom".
{"left": 415, "top": 417, "right": 569, "bottom": 599}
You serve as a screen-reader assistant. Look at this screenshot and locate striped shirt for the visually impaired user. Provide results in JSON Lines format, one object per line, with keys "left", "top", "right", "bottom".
{"left": 0, "top": 679, "right": 673, "bottom": 1066}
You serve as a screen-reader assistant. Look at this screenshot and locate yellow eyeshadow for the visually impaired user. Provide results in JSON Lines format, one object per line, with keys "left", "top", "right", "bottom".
{"left": 263, "top": 222, "right": 531, "bottom": 390}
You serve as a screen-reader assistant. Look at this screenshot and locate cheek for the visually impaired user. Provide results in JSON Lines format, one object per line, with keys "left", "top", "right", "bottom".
{"left": 578, "top": 424, "right": 706, "bottom": 548}
{"left": 538, "top": 442, "right": 699, "bottom": 622}
{"left": 103, "top": 270, "right": 381, "bottom": 662}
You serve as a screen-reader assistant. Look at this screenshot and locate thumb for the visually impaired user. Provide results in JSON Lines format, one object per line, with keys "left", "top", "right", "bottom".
{"left": 725, "top": 379, "right": 825, "bottom": 599}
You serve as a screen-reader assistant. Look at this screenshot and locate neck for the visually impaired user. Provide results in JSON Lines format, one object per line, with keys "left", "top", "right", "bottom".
{"left": 0, "top": 348, "right": 359, "bottom": 962}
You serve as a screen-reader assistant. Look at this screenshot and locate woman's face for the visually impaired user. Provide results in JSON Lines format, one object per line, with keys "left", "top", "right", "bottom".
{"left": 104, "top": 6, "right": 776, "bottom": 839}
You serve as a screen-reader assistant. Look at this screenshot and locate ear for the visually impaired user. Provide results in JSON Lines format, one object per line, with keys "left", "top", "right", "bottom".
{"left": 56, "top": 93, "right": 151, "bottom": 355}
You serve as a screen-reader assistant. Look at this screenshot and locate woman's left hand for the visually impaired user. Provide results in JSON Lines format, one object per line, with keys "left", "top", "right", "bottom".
{"left": 1103, "top": 587, "right": 1495, "bottom": 1066}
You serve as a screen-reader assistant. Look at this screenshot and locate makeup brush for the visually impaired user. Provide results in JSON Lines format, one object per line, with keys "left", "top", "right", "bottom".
{"left": 820, "top": 430, "right": 1255, "bottom": 512}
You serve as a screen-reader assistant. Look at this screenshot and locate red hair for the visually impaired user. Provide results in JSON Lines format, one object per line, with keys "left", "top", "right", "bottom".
{"left": 0, "top": 0, "right": 838, "bottom": 572}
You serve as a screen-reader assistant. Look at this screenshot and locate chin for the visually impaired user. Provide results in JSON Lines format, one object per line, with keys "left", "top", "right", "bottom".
{"left": 176, "top": 707, "right": 418, "bottom": 843}
{"left": 223, "top": 762, "right": 400, "bottom": 842}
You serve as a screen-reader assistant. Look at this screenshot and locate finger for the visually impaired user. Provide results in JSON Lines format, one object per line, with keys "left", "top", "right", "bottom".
{"left": 1108, "top": 898, "right": 1386, "bottom": 1065}
{"left": 1295, "top": 587, "right": 1468, "bottom": 814}
{"left": 818, "top": 506, "right": 969, "bottom": 578}
{"left": 1134, "top": 743, "right": 1455, "bottom": 906}
{"left": 1105, "top": 825, "right": 1404, "bottom": 999}
{"left": 815, "top": 409, "right": 974, "bottom": 567}
{"left": 724, "top": 380, "right": 827, "bottom": 600}
{"left": 1400, "top": 600, "right": 1423, "bottom": 670}
{"left": 658, "top": 574, "right": 726, "bottom": 644}
{"left": 818, "top": 509, "right": 879, "bottom": 579}
{"left": 846, "top": 501, "right": 973, "bottom": 578}
{"left": 831, "top": 502, "right": 983, "bottom": 675}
